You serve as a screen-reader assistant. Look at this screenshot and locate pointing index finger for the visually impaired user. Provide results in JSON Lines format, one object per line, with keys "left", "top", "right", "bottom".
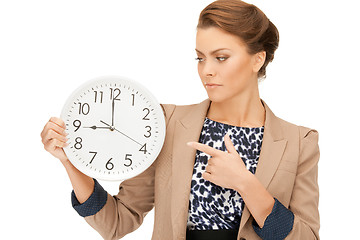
{"left": 186, "top": 141, "right": 222, "bottom": 156}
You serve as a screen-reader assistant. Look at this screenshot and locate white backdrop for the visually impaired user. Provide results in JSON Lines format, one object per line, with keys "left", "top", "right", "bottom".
{"left": 1, "top": 0, "right": 359, "bottom": 239}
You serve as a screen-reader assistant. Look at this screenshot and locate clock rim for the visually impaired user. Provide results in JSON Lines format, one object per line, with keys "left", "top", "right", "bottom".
{"left": 60, "top": 75, "right": 166, "bottom": 181}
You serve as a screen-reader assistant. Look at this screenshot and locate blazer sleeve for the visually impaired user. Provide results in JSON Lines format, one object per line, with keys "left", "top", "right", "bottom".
{"left": 285, "top": 127, "right": 320, "bottom": 239}
{"left": 81, "top": 103, "right": 176, "bottom": 240}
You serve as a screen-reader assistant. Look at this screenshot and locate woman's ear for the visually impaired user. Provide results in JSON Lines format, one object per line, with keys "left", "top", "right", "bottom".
{"left": 252, "top": 51, "right": 266, "bottom": 73}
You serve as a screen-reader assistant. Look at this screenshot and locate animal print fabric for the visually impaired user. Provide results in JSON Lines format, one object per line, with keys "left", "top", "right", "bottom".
{"left": 187, "top": 117, "right": 264, "bottom": 230}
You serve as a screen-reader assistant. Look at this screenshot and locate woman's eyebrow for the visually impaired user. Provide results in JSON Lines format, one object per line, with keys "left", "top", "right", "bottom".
{"left": 195, "top": 48, "right": 231, "bottom": 55}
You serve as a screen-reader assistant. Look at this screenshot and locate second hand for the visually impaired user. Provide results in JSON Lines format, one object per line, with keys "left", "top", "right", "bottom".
{"left": 100, "top": 120, "right": 143, "bottom": 146}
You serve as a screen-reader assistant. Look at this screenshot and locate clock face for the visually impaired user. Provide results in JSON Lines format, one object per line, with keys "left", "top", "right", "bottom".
{"left": 60, "top": 76, "right": 166, "bottom": 181}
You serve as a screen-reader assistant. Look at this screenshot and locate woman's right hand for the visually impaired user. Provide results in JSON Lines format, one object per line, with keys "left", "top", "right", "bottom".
{"left": 41, "top": 117, "right": 69, "bottom": 165}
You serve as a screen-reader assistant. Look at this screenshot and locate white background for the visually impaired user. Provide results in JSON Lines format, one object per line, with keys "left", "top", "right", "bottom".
{"left": 1, "top": 0, "right": 359, "bottom": 239}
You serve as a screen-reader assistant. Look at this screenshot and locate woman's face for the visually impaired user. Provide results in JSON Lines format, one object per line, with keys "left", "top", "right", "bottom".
{"left": 195, "top": 27, "right": 264, "bottom": 102}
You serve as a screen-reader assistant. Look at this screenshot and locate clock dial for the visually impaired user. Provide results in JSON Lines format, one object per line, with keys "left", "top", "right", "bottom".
{"left": 60, "top": 76, "right": 166, "bottom": 181}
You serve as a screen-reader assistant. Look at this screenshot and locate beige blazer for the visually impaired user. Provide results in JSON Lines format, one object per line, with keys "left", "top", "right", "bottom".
{"left": 84, "top": 98, "right": 320, "bottom": 240}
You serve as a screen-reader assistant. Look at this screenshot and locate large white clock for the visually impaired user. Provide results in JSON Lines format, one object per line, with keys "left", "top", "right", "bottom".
{"left": 60, "top": 75, "right": 166, "bottom": 181}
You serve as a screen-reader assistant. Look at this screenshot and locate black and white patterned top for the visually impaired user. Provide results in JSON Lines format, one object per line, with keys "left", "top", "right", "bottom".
{"left": 187, "top": 117, "right": 264, "bottom": 230}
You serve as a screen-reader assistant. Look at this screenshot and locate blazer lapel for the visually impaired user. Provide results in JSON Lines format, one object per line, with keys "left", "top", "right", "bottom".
{"left": 171, "top": 98, "right": 211, "bottom": 238}
{"left": 238, "top": 99, "right": 287, "bottom": 233}
{"left": 170, "top": 98, "right": 287, "bottom": 238}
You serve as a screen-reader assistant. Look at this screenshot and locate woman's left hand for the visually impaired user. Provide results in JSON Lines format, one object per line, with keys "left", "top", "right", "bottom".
{"left": 187, "top": 132, "right": 250, "bottom": 190}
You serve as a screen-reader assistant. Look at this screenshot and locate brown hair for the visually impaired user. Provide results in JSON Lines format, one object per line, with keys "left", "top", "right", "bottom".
{"left": 197, "top": 0, "right": 279, "bottom": 80}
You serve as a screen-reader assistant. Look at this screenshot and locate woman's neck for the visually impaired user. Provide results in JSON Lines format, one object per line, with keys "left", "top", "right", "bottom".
{"left": 206, "top": 96, "right": 265, "bottom": 128}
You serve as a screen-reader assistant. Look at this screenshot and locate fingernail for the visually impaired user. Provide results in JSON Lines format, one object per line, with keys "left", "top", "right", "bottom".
{"left": 187, "top": 142, "right": 193, "bottom": 146}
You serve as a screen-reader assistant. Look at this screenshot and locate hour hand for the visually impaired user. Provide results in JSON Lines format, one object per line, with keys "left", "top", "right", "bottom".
{"left": 83, "top": 125, "right": 111, "bottom": 130}
{"left": 100, "top": 120, "right": 115, "bottom": 131}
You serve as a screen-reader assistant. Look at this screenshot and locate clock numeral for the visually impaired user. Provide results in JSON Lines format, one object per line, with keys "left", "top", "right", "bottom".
{"left": 144, "top": 126, "right": 151, "bottom": 138}
{"left": 78, "top": 102, "right": 90, "bottom": 115}
{"left": 94, "top": 91, "right": 103, "bottom": 103}
{"left": 139, "top": 143, "right": 147, "bottom": 154}
{"left": 73, "top": 119, "right": 81, "bottom": 132}
{"left": 74, "top": 137, "right": 83, "bottom": 150}
{"left": 106, "top": 158, "right": 114, "bottom": 170}
{"left": 131, "top": 94, "right": 135, "bottom": 106}
{"left": 124, "top": 154, "right": 132, "bottom": 167}
{"left": 143, "top": 108, "right": 150, "bottom": 120}
{"left": 110, "top": 88, "right": 121, "bottom": 100}
{"left": 89, "top": 151, "right": 97, "bottom": 164}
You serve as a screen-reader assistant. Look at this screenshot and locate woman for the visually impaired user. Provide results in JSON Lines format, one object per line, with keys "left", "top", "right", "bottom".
{"left": 40, "top": 0, "right": 320, "bottom": 239}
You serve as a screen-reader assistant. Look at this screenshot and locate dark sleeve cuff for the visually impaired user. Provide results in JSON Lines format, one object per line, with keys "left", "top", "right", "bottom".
{"left": 252, "top": 197, "right": 294, "bottom": 240}
{"left": 71, "top": 178, "right": 108, "bottom": 217}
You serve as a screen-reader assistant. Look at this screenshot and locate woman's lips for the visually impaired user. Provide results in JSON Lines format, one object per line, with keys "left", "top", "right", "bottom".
{"left": 206, "top": 84, "right": 222, "bottom": 89}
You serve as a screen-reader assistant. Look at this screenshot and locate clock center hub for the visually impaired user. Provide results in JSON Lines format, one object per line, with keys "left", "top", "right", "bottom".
{"left": 110, "top": 126, "right": 115, "bottom": 131}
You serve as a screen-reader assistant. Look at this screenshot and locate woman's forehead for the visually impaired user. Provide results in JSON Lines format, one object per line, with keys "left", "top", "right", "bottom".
{"left": 196, "top": 27, "right": 247, "bottom": 53}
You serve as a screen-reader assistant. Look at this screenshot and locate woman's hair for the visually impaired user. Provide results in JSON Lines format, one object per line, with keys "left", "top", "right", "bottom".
{"left": 197, "top": 0, "right": 279, "bottom": 80}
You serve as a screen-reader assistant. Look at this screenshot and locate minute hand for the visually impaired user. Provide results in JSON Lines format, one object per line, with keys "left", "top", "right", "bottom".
{"left": 111, "top": 98, "right": 115, "bottom": 127}
{"left": 100, "top": 120, "right": 142, "bottom": 146}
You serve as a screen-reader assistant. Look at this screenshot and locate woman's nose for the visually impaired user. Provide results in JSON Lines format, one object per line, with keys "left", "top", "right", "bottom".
{"left": 201, "top": 61, "right": 216, "bottom": 77}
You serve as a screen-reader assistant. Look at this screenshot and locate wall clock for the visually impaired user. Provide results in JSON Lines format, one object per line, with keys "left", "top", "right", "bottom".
{"left": 60, "top": 75, "right": 166, "bottom": 181}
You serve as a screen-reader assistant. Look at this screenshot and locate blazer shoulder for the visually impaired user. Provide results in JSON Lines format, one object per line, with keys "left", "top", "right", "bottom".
{"left": 160, "top": 102, "right": 199, "bottom": 121}
{"left": 298, "top": 125, "right": 319, "bottom": 139}
{"left": 160, "top": 103, "right": 176, "bottom": 127}
{"left": 275, "top": 115, "right": 319, "bottom": 139}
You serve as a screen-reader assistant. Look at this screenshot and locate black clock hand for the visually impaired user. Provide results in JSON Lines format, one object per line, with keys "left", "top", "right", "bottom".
{"left": 100, "top": 120, "right": 115, "bottom": 131}
{"left": 83, "top": 126, "right": 111, "bottom": 130}
{"left": 100, "top": 120, "right": 142, "bottom": 146}
{"left": 111, "top": 97, "right": 115, "bottom": 127}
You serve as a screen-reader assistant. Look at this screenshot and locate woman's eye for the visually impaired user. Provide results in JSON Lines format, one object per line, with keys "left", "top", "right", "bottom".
{"left": 195, "top": 57, "right": 204, "bottom": 62}
{"left": 195, "top": 56, "right": 228, "bottom": 62}
{"left": 216, "top": 57, "right": 228, "bottom": 61}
